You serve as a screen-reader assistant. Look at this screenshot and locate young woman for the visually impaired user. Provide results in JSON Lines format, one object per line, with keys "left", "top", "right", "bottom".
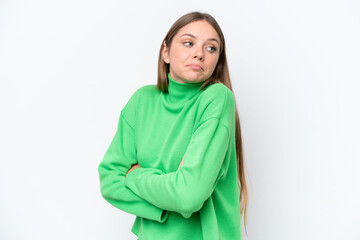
{"left": 98, "top": 11, "right": 248, "bottom": 240}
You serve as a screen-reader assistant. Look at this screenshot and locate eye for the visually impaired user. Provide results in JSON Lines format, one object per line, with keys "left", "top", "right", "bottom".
{"left": 207, "top": 46, "right": 217, "bottom": 53}
{"left": 183, "top": 41, "right": 193, "bottom": 47}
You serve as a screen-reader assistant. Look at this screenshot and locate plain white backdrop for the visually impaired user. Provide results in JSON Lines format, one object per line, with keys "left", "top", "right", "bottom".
{"left": 0, "top": 0, "right": 359, "bottom": 239}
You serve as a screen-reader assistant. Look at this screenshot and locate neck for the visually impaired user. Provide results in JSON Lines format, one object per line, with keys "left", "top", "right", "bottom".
{"left": 166, "top": 73, "right": 203, "bottom": 104}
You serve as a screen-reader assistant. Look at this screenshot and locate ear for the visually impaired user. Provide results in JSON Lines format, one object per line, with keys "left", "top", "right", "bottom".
{"left": 161, "top": 42, "right": 170, "bottom": 64}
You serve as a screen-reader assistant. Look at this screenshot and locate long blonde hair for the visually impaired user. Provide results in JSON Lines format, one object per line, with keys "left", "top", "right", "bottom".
{"left": 156, "top": 11, "right": 248, "bottom": 229}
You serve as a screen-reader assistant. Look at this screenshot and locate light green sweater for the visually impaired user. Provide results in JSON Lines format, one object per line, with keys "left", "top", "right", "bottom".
{"left": 98, "top": 73, "right": 241, "bottom": 239}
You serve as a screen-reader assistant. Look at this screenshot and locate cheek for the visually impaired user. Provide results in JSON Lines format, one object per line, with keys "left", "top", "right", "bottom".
{"left": 209, "top": 57, "right": 219, "bottom": 71}
{"left": 169, "top": 48, "right": 187, "bottom": 64}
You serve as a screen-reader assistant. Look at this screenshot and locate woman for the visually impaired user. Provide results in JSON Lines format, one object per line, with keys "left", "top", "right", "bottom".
{"left": 98, "top": 11, "right": 248, "bottom": 240}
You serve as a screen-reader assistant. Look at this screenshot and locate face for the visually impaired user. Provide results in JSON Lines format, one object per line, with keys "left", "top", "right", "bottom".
{"left": 162, "top": 20, "right": 221, "bottom": 84}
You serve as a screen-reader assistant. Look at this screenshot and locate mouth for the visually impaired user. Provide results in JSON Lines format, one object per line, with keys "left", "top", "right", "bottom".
{"left": 186, "top": 64, "right": 203, "bottom": 71}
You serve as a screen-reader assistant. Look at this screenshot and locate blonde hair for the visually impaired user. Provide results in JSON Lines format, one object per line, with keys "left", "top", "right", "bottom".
{"left": 156, "top": 11, "right": 248, "bottom": 230}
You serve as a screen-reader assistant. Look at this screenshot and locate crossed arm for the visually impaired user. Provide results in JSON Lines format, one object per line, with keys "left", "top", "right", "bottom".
{"left": 126, "top": 156, "right": 184, "bottom": 177}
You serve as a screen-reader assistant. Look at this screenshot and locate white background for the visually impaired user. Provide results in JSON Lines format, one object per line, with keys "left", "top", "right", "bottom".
{"left": 1, "top": 0, "right": 359, "bottom": 239}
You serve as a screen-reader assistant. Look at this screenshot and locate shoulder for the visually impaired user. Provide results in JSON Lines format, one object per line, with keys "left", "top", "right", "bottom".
{"left": 201, "top": 83, "right": 235, "bottom": 109}
{"left": 125, "top": 84, "right": 160, "bottom": 106}
{"left": 121, "top": 84, "right": 159, "bottom": 121}
{"left": 135, "top": 84, "right": 159, "bottom": 95}
{"left": 197, "top": 83, "right": 235, "bottom": 121}
{"left": 203, "top": 82, "right": 233, "bottom": 97}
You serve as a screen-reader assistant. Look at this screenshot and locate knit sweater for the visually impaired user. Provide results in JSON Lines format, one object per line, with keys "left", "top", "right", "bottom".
{"left": 98, "top": 73, "right": 241, "bottom": 240}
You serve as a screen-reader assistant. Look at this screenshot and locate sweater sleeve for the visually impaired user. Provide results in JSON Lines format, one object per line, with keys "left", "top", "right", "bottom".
{"left": 124, "top": 86, "right": 235, "bottom": 218}
{"left": 98, "top": 90, "right": 169, "bottom": 223}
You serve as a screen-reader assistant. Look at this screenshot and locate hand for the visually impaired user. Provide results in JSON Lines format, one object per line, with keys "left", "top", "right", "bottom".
{"left": 177, "top": 156, "right": 184, "bottom": 171}
{"left": 126, "top": 164, "right": 141, "bottom": 177}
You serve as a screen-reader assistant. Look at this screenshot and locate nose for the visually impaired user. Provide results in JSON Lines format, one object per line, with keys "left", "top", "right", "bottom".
{"left": 193, "top": 46, "right": 204, "bottom": 61}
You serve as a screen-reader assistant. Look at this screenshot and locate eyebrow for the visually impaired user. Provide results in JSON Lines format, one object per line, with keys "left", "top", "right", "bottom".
{"left": 179, "top": 33, "right": 220, "bottom": 44}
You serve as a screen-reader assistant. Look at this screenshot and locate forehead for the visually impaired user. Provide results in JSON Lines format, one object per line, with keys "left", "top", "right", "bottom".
{"left": 175, "top": 20, "right": 220, "bottom": 41}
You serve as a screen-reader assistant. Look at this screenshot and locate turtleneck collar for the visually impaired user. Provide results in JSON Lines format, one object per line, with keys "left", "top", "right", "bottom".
{"left": 166, "top": 73, "right": 203, "bottom": 104}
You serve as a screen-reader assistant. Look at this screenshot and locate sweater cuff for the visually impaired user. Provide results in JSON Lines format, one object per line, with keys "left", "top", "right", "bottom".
{"left": 125, "top": 167, "right": 168, "bottom": 223}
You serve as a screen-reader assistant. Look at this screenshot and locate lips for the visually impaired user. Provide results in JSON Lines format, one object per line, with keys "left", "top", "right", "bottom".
{"left": 186, "top": 64, "right": 203, "bottom": 70}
